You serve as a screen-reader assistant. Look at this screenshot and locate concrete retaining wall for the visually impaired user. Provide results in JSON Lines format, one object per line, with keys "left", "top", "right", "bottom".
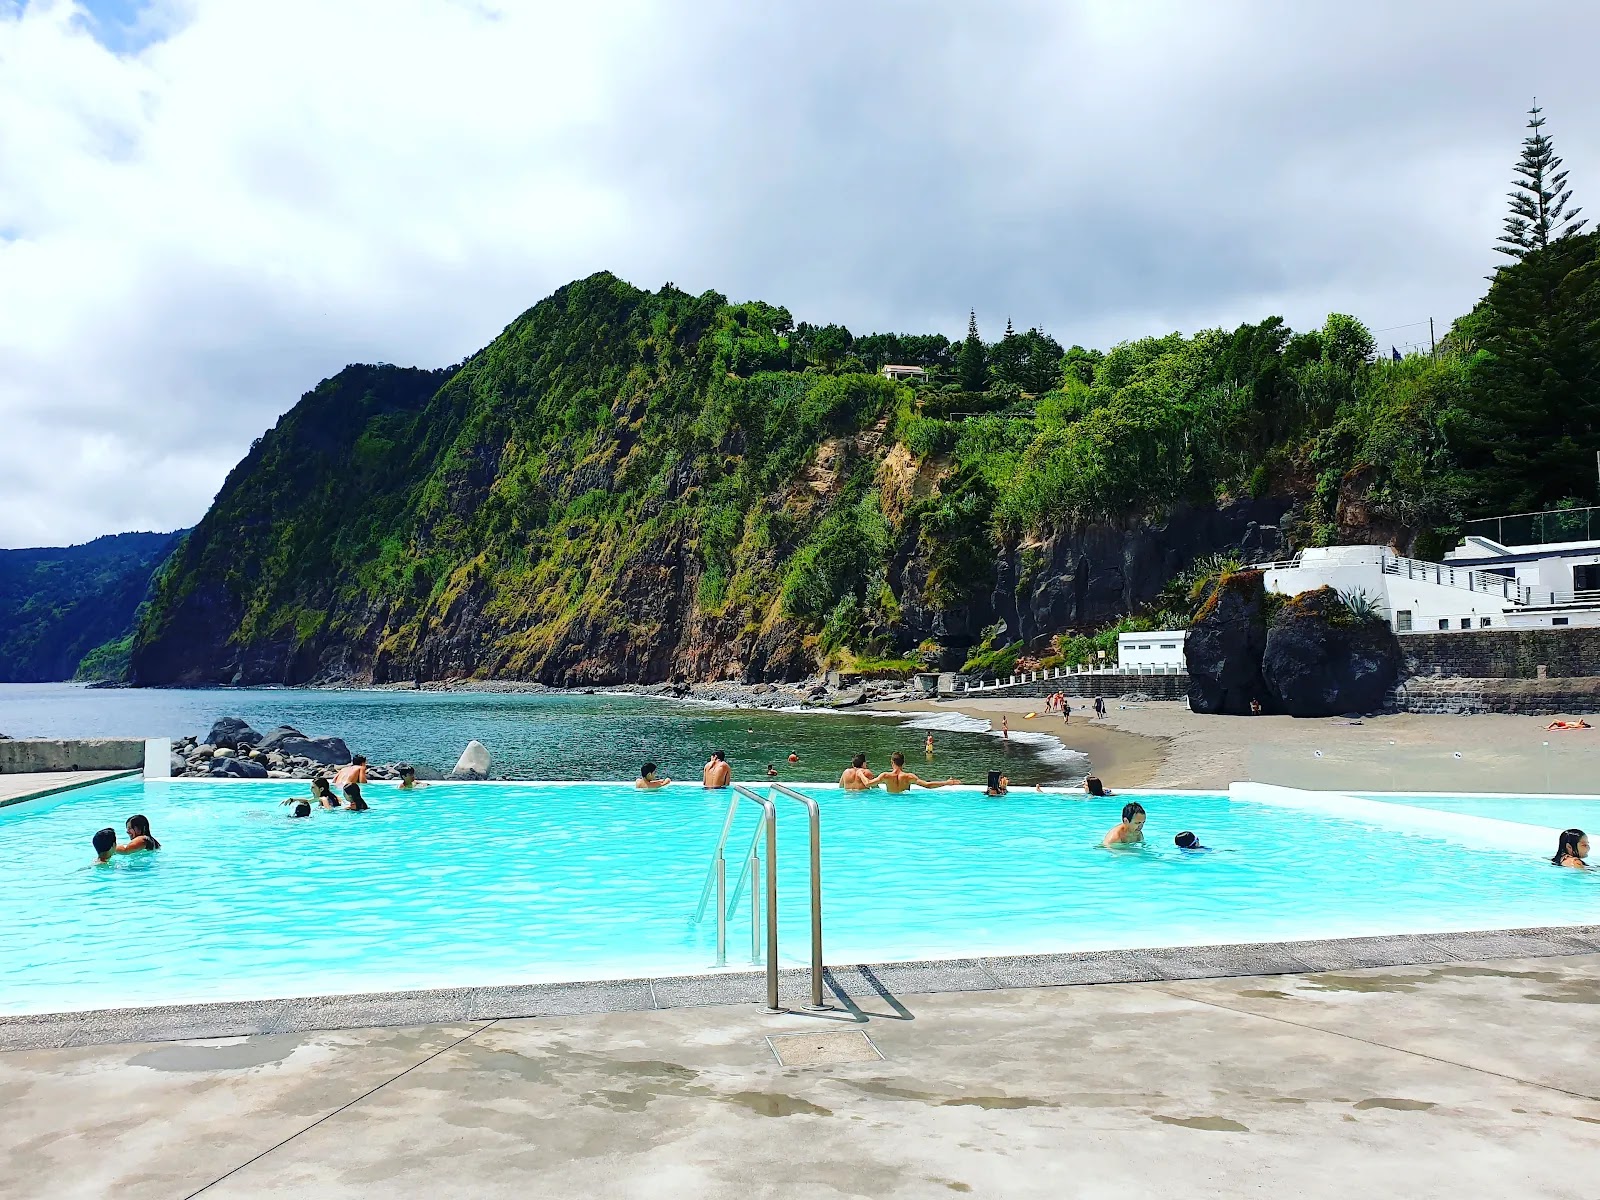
{"left": 1400, "top": 627, "right": 1600, "bottom": 679}
{"left": 0, "top": 739, "right": 146, "bottom": 773}
{"left": 1391, "top": 677, "right": 1600, "bottom": 716}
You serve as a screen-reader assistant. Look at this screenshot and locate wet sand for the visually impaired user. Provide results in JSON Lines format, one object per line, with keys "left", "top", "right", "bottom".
{"left": 883, "top": 697, "right": 1600, "bottom": 795}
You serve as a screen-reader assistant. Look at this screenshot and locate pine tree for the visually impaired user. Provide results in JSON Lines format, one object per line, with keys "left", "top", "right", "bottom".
{"left": 958, "top": 310, "right": 988, "bottom": 393}
{"left": 1496, "top": 103, "right": 1587, "bottom": 261}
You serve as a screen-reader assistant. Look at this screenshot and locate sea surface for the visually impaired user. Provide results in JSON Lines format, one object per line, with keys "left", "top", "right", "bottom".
{"left": 0, "top": 683, "right": 1084, "bottom": 785}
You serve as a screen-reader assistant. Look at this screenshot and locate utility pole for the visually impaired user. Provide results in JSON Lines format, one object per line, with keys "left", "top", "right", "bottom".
{"left": 1429, "top": 317, "right": 1436, "bottom": 358}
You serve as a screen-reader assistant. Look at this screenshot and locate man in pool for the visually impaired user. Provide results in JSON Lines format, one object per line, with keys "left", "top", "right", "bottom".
{"left": 1104, "top": 801, "right": 1146, "bottom": 847}
{"left": 334, "top": 755, "right": 369, "bottom": 788}
{"left": 839, "top": 754, "right": 878, "bottom": 791}
{"left": 636, "top": 762, "right": 671, "bottom": 789}
{"left": 702, "top": 751, "right": 731, "bottom": 789}
{"left": 92, "top": 827, "right": 117, "bottom": 863}
{"left": 397, "top": 765, "right": 428, "bottom": 790}
{"left": 877, "top": 751, "right": 959, "bottom": 793}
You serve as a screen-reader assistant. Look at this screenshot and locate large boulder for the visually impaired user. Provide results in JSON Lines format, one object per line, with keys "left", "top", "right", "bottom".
{"left": 255, "top": 725, "right": 308, "bottom": 754}
{"left": 204, "top": 717, "right": 262, "bottom": 750}
{"left": 273, "top": 735, "right": 351, "bottom": 766}
{"left": 451, "top": 740, "right": 490, "bottom": 780}
{"left": 1263, "top": 586, "right": 1400, "bottom": 717}
{"left": 1185, "top": 569, "right": 1270, "bottom": 715}
{"left": 210, "top": 756, "right": 269, "bottom": 779}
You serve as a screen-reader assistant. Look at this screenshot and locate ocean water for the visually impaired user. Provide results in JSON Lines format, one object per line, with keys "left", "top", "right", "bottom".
{"left": 0, "top": 683, "right": 1081, "bottom": 786}
{"left": 3, "top": 776, "right": 1597, "bottom": 1014}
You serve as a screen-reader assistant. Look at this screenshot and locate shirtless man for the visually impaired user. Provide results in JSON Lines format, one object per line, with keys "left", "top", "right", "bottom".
{"left": 1103, "top": 801, "right": 1147, "bottom": 848}
{"left": 702, "top": 750, "right": 731, "bottom": 789}
{"left": 334, "top": 755, "right": 369, "bottom": 788}
{"left": 839, "top": 754, "right": 877, "bottom": 791}
{"left": 636, "top": 762, "right": 671, "bottom": 789}
{"left": 877, "top": 751, "right": 959, "bottom": 793}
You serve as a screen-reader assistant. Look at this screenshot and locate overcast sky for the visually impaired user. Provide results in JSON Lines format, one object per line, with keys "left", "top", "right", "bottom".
{"left": 2, "top": 0, "right": 1597, "bottom": 547}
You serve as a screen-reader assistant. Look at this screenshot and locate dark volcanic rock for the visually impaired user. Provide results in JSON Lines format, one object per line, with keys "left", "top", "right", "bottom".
{"left": 255, "top": 725, "right": 308, "bottom": 754}
{"left": 210, "top": 756, "right": 269, "bottom": 779}
{"left": 1185, "top": 570, "right": 1270, "bottom": 715}
{"left": 1263, "top": 586, "right": 1400, "bottom": 717}
{"left": 204, "top": 717, "right": 262, "bottom": 749}
{"left": 273, "top": 735, "right": 351, "bottom": 766}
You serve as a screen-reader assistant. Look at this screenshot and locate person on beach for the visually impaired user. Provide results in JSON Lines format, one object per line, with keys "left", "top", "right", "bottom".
{"left": 1104, "top": 801, "right": 1146, "bottom": 848}
{"left": 840, "top": 754, "right": 877, "bottom": 791}
{"left": 1552, "top": 828, "right": 1589, "bottom": 868}
{"left": 878, "top": 751, "right": 959, "bottom": 793}
{"left": 1001, "top": 715, "right": 1009, "bottom": 741}
{"left": 334, "top": 756, "right": 369, "bottom": 788}
{"left": 985, "top": 770, "right": 1009, "bottom": 797}
{"left": 92, "top": 827, "right": 117, "bottom": 863}
{"left": 1083, "top": 776, "right": 1114, "bottom": 797}
{"left": 1094, "top": 696, "right": 1106, "bottom": 719}
{"left": 1547, "top": 719, "right": 1591, "bottom": 731}
{"left": 398, "top": 765, "right": 428, "bottom": 790}
{"left": 635, "top": 762, "right": 671, "bottom": 789}
{"left": 1062, "top": 701, "right": 1070, "bottom": 725}
{"left": 289, "top": 802, "right": 312, "bottom": 819}
{"left": 703, "top": 751, "right": 731, "bottom": 789}
{"left": 342, "top": 783, "right": 369, "bottom": 811}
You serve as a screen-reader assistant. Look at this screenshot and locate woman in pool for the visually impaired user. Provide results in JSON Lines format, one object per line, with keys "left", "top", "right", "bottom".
{"left": 285, "top": 776, "right": 339, "bottom": 809}
{"left": 1552, "top": 828, "right": 1589, "bottom": 869}
{"left": 985, "top": 771, "right": 1009, "bottom": 797}
{"left": 289, "top": 802, "right": 312, "bottom": 819}
{"left": 342, "top": 783, "right": 370, "bottom": 812}
{"left": 1103, "top": 802, "right": 1146, "bottom": 848}
{"left": 1083, "top": 776, "right": 1114, "bottom": 797}
{"left": 119, "top": 814, "right": 161, "bottom": 852}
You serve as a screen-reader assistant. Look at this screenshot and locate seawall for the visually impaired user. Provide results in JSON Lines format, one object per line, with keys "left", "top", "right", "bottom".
{"left": 0, "top": 739, "right": 146, "bottom": 774}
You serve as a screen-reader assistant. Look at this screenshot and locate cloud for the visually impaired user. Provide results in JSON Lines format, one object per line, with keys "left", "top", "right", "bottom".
{"left": 2, "top": 0, "right": 1597, "bottom": 545}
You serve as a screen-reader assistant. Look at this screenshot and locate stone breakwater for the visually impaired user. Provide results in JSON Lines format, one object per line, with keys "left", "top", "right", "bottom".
{"left": 171, "top": 717, "right": 445, "bottom": 782}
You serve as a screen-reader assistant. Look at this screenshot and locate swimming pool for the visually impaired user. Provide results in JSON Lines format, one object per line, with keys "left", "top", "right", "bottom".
{"left": 3, "top": 777, "right": 1597, "bottom": 1014}
{"left": 1359, "top": 792, "right": 1600, "bottom": 831}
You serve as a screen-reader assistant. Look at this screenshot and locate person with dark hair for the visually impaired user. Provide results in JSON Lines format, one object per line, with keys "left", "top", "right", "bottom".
{"left": 334, "top": 755, "right": 369, "bottom": 789}
{"left": 1083, "top": 776, "right": 1114, "bottom": 797}
{"left": 1104, "top": 801, "right": 1147, "bottom": 847}
{"left": 120, "top": 815, "right": 161, "bottom": 852}
{"left": 290, "top": 802, "right": 312, "bottom": 819}
{"left": 702, "top": 751, "right": 731, "bottom": 789}
{"left": 1094, "top": 696, "right": 1106, "bottom": 719}
{"left": 92, "top": 827, "right": 117, "bottom": 863}
{"left": 342, "top": 783, "right": 369, "bottom": 812}
{"left": 1175, "top": 831, "right": 1207, "bottom": 852}
{"left": 984, "top": 771, "right": 1009, "bottom": 797}
{"left": 286, "top": 776, "right": 339, "bottom": 809}
{"left": 635, "top": 762, "right": 671, "bottom": 789}
{"left": 840, "top": 754, "right": 877, "bottom": 791}
{"left": 397, "top": 765, "right": 428, "bottom": 791}
{"left": 876, "top": 750, "right": 959, "bottom": 794}
{"left": 1553, "top": 829, "right": 1589, "bottom": 868}
{"left": 766, "top": 763, "right": 779, "bottom": 778}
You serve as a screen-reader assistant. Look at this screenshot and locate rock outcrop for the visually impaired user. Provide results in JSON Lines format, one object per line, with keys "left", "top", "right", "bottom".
{"left": 1185, "top": 570, "right": 1271, "bottom": 715}
{"left": 1263, "top": 586, "right": 1399, "bottom": 717}
{"left": 205, "top": 718, "right": 262, "bottom": 749}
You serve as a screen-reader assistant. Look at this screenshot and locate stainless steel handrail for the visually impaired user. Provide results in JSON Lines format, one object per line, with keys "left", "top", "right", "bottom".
{"left": 692, "top": 786, "right": 779, "bottom": 1012}
{"left": 767, "top": 782, "right": 827, "bottom": 1010}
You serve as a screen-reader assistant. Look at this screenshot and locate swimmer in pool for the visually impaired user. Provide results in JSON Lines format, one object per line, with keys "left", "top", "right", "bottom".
{"left": 635, "top": 762, "right": 671, "bottom": 789}
{"left": 334, "top": 756, "right": 369, "bottom": 788}
{"left": 119, "top": 815, "right": 161, "bottom": 852}
{"left": 984, "top": 771, "right": 1009, "bottom": 797}
{"left": 285, "top": 776, "right": 339, "bottom": 809}
{"left": 1553, "top": 828, "right": 1589, "bottom": 869}
{"left": 702, "top": 751, "right": 731, "bottom": 789}
{"left": 92, "top": 827, "right": 117, "bottom": 863}
{"left": 1083, "top": 776, "right": 1114, "bottom": 797}
{"left": 839, "top": 754, "right": 878, "bottom": 791}
{"left": 397, "top": 765, "right": 428, "bottom": 790}
{"left": 876, "top": 751, "right": 959, "bottom": 793}
{"left": 289, "top": 802, "right": 312, "bottom": 819}
{"left": 342, "top": 783, "right": 370, "bottom": 811}
{"left": 1174, "top": 830, "right": 1208, "bottom": 852}
{"left": 1104, "top": 801, "right": 1146, "bottom": 848}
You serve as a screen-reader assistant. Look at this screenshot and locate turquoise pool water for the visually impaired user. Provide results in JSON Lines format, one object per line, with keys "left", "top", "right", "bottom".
{"left": 4, "top": 777, "right": 1597, "bottom": 1014}
{"left": 1360, "top": 793, "right": 1600, "bottom": 831}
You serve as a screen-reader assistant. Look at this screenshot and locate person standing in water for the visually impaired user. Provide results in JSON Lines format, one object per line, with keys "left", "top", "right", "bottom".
{"left": 1000, "top": 715, "right": 1009, "bottom": 741}
{"left": 1553, "top": 828, "right": 1589, "bottom": 868}
{"left": 342, "top": 783, "right": 370, "bottom": 811}
{"left": 839, "top": 754, "right": 877, "bottom": 791}
{"left": 334, "top": 756, "right": 369, "bottom": 788}
{"left": 877, "top": 751, "right": 959, "bottom": 793}
{"left": 120, "top": 815, "right": 161, "bottom": 852}
{"left": 924, "top": 733, "right": 935, "bottom": 758}
{"left": 635, "top": 762, "right": 671, "bottom": 789}
{"left": 702, "top": 751, "right": 731, "bottom": 789}
{"left": 1104, "top": 801, "right": 1146, "bottom": 848}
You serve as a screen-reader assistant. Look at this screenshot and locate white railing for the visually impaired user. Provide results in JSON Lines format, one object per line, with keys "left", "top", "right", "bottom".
{"left": 1382, "top": 554, "right": 1522, "bottom": 602}
{"left": 1524, "top": 588, "right": 1600, "bottom": 608}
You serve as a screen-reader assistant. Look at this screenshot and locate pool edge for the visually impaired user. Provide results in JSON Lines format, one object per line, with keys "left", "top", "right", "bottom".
{"left": 7, "top": 923, "right": 1598, "bottom": 1052}
{"left": 0, "top": 769, "right": 140, "bottom": 810}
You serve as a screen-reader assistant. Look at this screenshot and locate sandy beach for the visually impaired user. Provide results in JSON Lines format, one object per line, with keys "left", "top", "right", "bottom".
{"left": 883, "top": 697, "right": 1600, "bottom": 795}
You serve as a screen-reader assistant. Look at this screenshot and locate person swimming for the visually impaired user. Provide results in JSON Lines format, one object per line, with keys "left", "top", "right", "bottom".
{"left": 702, "top": 751, "right": 731, "bottom": 789}
{"left": 342, "top": 783, "right": 369, "bottom": 811}
{"left": 985, "top": 770, "right": 1009, "bottom": 797}
{"left": 285, "top": 776, "right": 339, "bottom": 809}
{"left": 1083, "top": 776, "right": 1114, "bottom": 797}
{"left": 334, "top": 755, "right": 369, "bottom": 788}
{"left": 787, "top": 752, "right": 799, "bottom": 765}
{"left": 1174, "top": 830, "right": 1207, "bottom": 852}
{"left": 289, "top": 802, "right": 312, "bottom": 819}
{"left": 122, "top": 814, "right": 160, "bottom": 852}
{"left": 636, "top": 762, "right": 671, "bottom": 789}
{"left": 878, "top": 751, "right": 959, "bottom": 793}
{"left": 397, "top": 765, "right": 428, "bottom": 790}
{"left": 92, "top": 827, "right": 117, "bottom": 863}
{"left": 1104, "top": 801, "right": 1146, "bottom": 847}
{"left": 839, "top": 754, "right": 877, "bottom": 791}
{"left": 1552, "top": 828, "right": 1589, "bottom": 868}
{"left": 766, "top": 763, "right": 779, "bottom": 778}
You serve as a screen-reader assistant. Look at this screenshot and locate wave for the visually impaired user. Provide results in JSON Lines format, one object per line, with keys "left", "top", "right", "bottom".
{"left": 862, "top": 708, "right": 1090, "bottom": 778}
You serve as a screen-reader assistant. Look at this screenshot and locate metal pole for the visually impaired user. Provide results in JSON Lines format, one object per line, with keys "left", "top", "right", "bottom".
{"left": 763, "top": 807, "right": 780, "bottom": 1013}
{"left": 750, "top": 846, "right": 761, "bottom": 965}
{"left": 1429, "top": 317, "right": 1436, "bottom": 358}
{"left": 715, "top": 855, "right": 726, "bottom": 967}
{"left": 769, "top": 783, "right": 827, "bottom": 1010}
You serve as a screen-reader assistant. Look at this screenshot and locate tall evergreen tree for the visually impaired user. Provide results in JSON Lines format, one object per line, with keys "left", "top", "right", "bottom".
{"left": 1496, "top": 104, "right": 1587, "bottom": 261}
{"left": 958, "top": 310, "right": 988, "bottom": 392}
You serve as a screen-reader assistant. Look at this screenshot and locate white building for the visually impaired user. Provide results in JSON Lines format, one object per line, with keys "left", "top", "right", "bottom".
{"left": 1256, "top": 511, "right": 1600, "bottom": 633}
{"left": 881, "top": 364, "right": 927, "bottom": 382}
{"left": 1117, "top": 630, "right": 1188, "bottom": 670}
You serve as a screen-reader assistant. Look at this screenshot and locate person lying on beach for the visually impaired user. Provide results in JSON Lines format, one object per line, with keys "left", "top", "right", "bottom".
{"left": 876, "top": 751, "right": 959, "bottom": 793}
{"left": 1083, "top": 776, "right": 1114, "bottom": 797}
{"left": 1552, "top": 828, "right": 1589, "bottom": 869}
{"left": 1547, "top": 720, "right": 1591, "bottom": 731}
{"left": 342, "top": 783, "right": 370, "bottom": 811}
{"left": 839, "top": 754, "right": 878, "bottom": 791}
{"left": 985, "top": 771, "right": 1009, "bottom": 797}
{"left": 398, "top": 765, "right": 428, "bottom": 790}
{"left": 289, "top": 802, "right": 312, "bottom": 819}
{"left": 636, "top": 762, "right": 671, "bottom": 789}
{"left": 703, "top": 751, "right": 731, "bottom": 789}
{"left": 334, "top": 756, "right": 369, "bottom": 788}
{"left": 1104, "top": 802, "right": 1146, "bottom": 848}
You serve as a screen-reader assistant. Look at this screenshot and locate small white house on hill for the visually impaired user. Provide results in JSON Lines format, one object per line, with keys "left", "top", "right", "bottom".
{"left": 1117, "top": 630, "right": 1188, "bottom": 670}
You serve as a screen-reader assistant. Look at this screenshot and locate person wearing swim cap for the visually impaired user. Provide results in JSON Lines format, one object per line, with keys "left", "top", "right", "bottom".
{"left": 1174, "top": 831, "right": 1208, "bottom": 852}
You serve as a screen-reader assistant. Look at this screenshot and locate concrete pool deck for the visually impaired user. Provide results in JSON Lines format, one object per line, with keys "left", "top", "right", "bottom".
{"left": 0, "top": 768, "right": 137, "bottom": 808}
{"left": 5, "top": 950, "right": 1600, "bottom": 1199}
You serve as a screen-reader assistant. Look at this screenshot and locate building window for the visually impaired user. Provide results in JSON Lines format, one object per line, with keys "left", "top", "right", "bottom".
{"left": 1438, "top": 619, "right": 1449, "bottom": 630}
{"left": 1396, "top": 610, "right": 1413, "bottom": 632}
{"left": 1159, "top": 644, "right": 1176, "bottom": 649}
{"left": 1460, "top": 618, "right": 1471, "bottom": 630}
{"left": 1480, "top": 617, "right": 1491, "bottom": 628}
{"left": 1576, "top": 564, "right": 1600, "bottom": 591}
{"left": 1554, "top": 617, "right": 1570, "bottom": 626}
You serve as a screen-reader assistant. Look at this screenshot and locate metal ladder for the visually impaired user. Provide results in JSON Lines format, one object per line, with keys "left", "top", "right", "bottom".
{"left": 692, "top": 782, "right": 826, "bottom": 1013}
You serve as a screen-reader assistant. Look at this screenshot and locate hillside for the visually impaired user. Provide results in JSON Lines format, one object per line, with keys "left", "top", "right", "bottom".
{"left": 129, "top": 239, "right": 1599, "bottom": 687}
{"left": 0, "top": 531, "right": 185, "bottom": 682}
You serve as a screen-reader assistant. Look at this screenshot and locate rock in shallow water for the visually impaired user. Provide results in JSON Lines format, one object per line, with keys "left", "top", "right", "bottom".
{"left": 204, "top": 717, "right": 262, "bottom": 750}
{"left": 210, "top": 756, "right": 268, "bottom": 779}
{"left": 451, "top": 740, "right": 490, "bottom": 779}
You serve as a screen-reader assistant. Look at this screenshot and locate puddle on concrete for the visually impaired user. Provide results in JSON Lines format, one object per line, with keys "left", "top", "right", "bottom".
{"left": 1305, "top": 965, "right": 1577, "bottom": 996}
{"left": 1238, "top": 989, "right": 1293, "bottom": 1000}
{"left": 942, "top": 1183, "right": 973, "bottom": 1193}
{"left": 1151, "top": 1115, "right": 1249, "bottom": 1132}
{"left": 843, "top": 1079, "right": 1057, "bottom": 1110}
{"left": 939, "top": 1095, "right": 1052, "bottom": 1110}
{"left": 723, "top": 1091, "right": 832, "bottom": 1118}
{"left": 1353, "top": 1098, "right": 1437, "bottom": 1111}
{"left": 128, "top": 1035, "right": 304, "bottom": 1072}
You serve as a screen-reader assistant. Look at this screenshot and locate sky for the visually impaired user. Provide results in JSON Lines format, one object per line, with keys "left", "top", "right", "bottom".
{"left": 2, "top": 0, "right": 1598, "bottom": 548}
